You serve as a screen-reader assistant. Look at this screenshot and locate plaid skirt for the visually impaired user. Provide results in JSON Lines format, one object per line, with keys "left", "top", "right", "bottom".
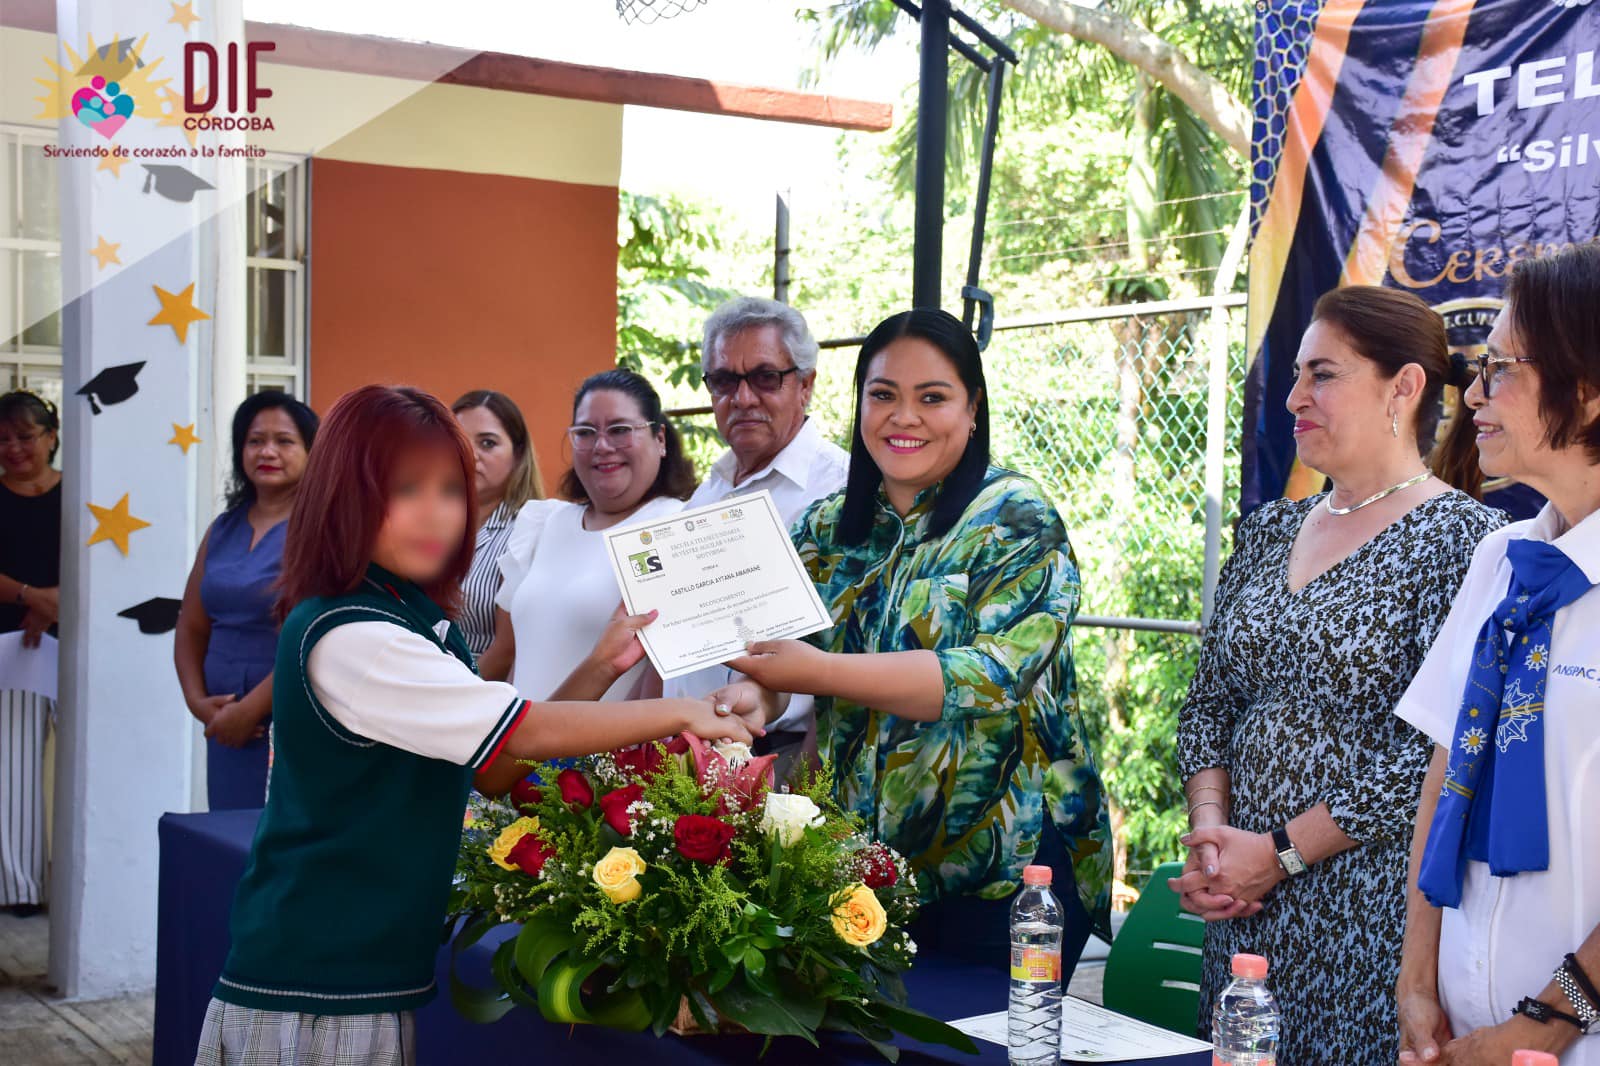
{"left": 194, "top": 998, "right": 415, "bottom": 1066}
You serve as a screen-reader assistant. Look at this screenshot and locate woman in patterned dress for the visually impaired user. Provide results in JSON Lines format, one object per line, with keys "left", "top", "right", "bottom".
{"left": 1173, "top": 286, "right": 1505, "bottom": 1063}
{"left": 722, "top": 308, "right": 1112, "bottom": 972}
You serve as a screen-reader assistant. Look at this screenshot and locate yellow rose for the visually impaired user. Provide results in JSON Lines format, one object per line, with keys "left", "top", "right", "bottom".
{"left": 593, "top": 846, "right": 648, "bottom": 904}
{"left": 487, "top": 816, "right": 541, "bottom": 871}
{"left": 831, "top": 883, "right": 888, "bottom": 948}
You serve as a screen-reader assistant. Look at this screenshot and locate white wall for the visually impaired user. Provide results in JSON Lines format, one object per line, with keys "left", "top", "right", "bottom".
{"left": 49, "top": 0, "right": 245, "bottom": 998}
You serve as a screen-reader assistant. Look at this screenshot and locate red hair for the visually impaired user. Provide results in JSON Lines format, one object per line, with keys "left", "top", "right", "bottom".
{"left": 276, "top": 385, "right": 476, "bottom": 619}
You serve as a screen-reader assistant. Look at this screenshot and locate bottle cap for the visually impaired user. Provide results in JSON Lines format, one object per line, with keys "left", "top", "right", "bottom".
{"left": 1512, "top": 1053, "right": 1558, "bottom": 1066}
{"left": 1022, "top": 865, "right": 1053, "bottom": 886}
{"left": 1230, "top": 953, "right": 1268, "bottom": 979}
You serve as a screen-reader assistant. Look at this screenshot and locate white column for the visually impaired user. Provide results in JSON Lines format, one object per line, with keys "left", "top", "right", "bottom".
{"left": 50, "top": 0, "right": 245, "bottom": 998}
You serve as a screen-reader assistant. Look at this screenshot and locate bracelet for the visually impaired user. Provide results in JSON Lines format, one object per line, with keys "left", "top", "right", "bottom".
{"left": 1513, "top": 996, "right": 1586, "bottom": 1032}
{"left": 1187, "top": 799, "right": 1223, "bottom": 819}
{"left": 1555, "top": 955, "right": 1600, "bottom": 1034}
{"left": 1187, "top": 785, "right": 1224, "bottom": 800}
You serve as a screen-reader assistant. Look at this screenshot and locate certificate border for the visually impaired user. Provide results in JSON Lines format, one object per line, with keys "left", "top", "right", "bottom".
{"left": 601, "top": 489, "right": 832, "bottom": 681}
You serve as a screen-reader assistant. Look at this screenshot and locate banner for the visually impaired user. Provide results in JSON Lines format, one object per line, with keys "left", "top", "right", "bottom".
{"left": 1244, "top": 0, "right": 1599, "bottom": 518}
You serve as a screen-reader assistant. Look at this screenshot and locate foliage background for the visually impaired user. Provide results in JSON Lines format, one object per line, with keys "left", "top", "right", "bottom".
{"left": 612, "top": 0, "right": 1252, "bottom": 893}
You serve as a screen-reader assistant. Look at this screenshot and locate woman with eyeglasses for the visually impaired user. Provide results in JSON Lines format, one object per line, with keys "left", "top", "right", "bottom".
{"left": 0, "top": 390, "right": 61, "bottom": 916}
{"left": 478, "top": 370, "right": 697, "bottom": 701}
{"left": 1397, "top": 243, "right": 1600, "bottom": 1066}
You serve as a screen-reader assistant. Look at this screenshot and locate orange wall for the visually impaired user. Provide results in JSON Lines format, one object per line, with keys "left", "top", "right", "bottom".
{"left": 307, "top": 158, "right": 618, "bottom": 493}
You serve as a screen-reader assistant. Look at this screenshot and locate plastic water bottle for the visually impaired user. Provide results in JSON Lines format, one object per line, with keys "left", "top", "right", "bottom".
{"left": 1008, "top": 865, "right": 1063, "bottom": 1066}
{"left": 1211, "top": 953, "right": 1280, "bottom": 1065}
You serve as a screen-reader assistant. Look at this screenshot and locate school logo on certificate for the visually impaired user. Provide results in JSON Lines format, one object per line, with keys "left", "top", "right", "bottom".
{"left": 628, "top": 549, "right": 663, "bottom": 578}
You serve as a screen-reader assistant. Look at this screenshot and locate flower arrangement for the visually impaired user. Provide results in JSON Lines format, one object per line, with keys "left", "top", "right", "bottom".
{"left": 449, "top": 735, "right": 976, "bottom": 1059}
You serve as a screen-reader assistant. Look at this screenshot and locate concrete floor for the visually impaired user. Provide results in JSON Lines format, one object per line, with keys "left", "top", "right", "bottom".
{"left": 0, "top": 911, "right": 155, "bottom": 1065}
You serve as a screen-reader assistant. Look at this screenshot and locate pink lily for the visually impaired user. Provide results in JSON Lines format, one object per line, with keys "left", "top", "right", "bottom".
{"left": 682, "top": 733, "right": 777, "bottom": 814}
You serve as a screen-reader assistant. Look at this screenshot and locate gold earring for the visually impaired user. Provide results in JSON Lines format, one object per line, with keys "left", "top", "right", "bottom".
{"left": 1391, "top": 412, "right": 1399, "bottom": 438}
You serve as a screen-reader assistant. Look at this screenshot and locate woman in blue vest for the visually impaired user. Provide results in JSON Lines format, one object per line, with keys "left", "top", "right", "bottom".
{"left": 194, "top": 385, "right": 756, "bottom": 1066}
{"left": 175, "top": 391, "right": 319, "bottom": 809}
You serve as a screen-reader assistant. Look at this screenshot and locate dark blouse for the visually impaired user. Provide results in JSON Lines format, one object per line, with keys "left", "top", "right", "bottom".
{"left": 0, "top": 480, "right": 62, "bottom": 635}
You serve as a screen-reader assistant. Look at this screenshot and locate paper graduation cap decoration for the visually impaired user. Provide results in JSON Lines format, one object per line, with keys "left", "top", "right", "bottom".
{"left": 77, "top": 361, "right": 145, "bottom": 414}
{"left": 143, "top": 164, "right": 215, "bottom": 203}
{"left": 117, "top": 597, "right": 182, "bottom": 635}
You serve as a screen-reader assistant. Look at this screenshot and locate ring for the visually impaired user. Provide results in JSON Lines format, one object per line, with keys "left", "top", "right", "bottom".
{"left": 714, "top": 702, "right": 732, "bottom": 717}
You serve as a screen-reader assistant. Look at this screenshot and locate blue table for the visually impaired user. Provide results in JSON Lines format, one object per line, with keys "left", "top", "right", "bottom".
{"left": 154, "top": 810, "right": 1208, "bottom": 1066}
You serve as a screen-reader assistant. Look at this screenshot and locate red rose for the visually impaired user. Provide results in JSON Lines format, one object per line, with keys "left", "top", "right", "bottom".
{"left": 613, "top": 736, "right": 693, "bottom": 779}
{"left": 854, "top": 844, "right": 899, "bottom": 889}
{"left": 510, "top": 778, "right": 543, "bottom": 810}
{"left": 598, "top": 783, "right": 645, "bottom": 836}
{"left": 557, "top": 769, "right": 594, "bottom": 809}
{"left": 506, "top": 833, "right": 555, "bottom": 877}
{"left": 674, "top": 814, "right": 736, "bottom": 865}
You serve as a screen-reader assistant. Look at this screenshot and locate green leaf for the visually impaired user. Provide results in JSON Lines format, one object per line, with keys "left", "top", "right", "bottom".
{"left": 713, "top": 978, "right": 824, "bottom": 1044}
{"left": 867, "top": 999, "right": 980, "bottom": 1054}
{"left": 742, "top": 946, "right": 767, "bottom": 978}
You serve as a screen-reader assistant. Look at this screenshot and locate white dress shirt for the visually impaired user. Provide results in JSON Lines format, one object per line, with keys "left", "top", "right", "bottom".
{"left": 1396, "top": 503, "right": 1600, "bottom": 1064}
{"left": 496, "top": 495, "right": 686, "bottom": 702}
{"left": 662, "top": 418, "right": 848, "bottom": 729}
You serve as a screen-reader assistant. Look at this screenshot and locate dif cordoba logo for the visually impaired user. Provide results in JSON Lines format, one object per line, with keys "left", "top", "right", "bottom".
{"left": 33, "top": 34, "right": 170, "bottom": 140}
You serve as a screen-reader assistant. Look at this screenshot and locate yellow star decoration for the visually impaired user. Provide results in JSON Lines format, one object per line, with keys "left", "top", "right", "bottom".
{"left": 89, "top": 236, "right": 121, "bottom": 270}
{"left": 97, "top": 152, "right": 130, "bottom": 177}
{"left": 156, "top": 86, "right": 202, "bottom": 147}
{"left": 168, "top": 423, "right": 201, "bottom": 454}
{"left": 169, "top": 1, "right": 201, "bottom": 31}
{"left": 148, "top": 283, "right": 211, "bottom": 343}
{"left": 86, "top": 494, "right": 152, "bottom": 556}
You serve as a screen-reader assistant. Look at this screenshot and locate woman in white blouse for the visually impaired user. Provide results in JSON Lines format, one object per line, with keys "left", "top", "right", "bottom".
{"left": 478, "top": 369, "right": 696, "bottom": 700}
{"left": 1397, "top": 244, "right": 1600, "bottom": 1066}
{"left": 452, "top": 390, "right": 545, "bottom": 659}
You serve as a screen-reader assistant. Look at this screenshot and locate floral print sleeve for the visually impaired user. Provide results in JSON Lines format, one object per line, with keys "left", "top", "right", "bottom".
{"left": 793, "top": 469, "right": 1111, "bottom": 932}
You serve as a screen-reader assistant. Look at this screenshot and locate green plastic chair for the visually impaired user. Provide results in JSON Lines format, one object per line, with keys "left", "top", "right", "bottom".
{"left": 1100, "top": 860, "right": 1207, "bottom": 1036}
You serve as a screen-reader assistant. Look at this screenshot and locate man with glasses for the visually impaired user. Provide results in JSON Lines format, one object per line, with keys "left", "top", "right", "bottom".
{"left": 663, "top": 297, "right": 848, "bottom": 777}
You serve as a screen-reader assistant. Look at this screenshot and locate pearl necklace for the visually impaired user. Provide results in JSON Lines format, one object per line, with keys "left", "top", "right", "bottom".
{"left": 1324, "top": 471, "right": 1430, "bottom": 516}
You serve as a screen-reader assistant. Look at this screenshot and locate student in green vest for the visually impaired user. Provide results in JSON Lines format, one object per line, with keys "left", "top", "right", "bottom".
{"left": 194, "top": 385, "right": 759, "bottom": 1066}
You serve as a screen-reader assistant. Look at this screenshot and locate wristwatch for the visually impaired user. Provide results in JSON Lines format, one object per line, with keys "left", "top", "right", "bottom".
{"left": 1271, "top": 826, "right": 1307, "bottom": 879}
{"left": 1513, "top": 996, "right": 1586, "bottom": 1032}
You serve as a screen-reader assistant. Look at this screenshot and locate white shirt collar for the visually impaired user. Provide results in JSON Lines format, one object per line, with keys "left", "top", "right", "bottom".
{"left": 709, "top": 418, "right": 827, "bottom": 492}
{"left": 1528, "top": 501, "right": 1600, "bottom": 584}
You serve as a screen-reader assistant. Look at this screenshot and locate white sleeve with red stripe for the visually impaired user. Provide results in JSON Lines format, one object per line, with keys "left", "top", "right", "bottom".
{"left": 307, "top": 621, "right": 529, "bottom": 770}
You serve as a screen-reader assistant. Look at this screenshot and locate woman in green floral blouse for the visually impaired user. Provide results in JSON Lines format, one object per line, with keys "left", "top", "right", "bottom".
{"left": 723, "top": 308, "right": 1111, "bottom": 968}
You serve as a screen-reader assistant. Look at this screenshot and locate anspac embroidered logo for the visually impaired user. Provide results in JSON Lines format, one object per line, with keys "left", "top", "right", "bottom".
{"left": 34, "top": 34, "right": 171, "bottom": 141}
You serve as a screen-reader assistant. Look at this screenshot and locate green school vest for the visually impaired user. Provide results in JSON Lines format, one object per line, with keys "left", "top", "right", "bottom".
{"left": 214, "top": 564, "right": 523, "bottom": 1015}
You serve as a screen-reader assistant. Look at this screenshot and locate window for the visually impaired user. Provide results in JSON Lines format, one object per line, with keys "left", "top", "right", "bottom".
{"left": 0, "top": 126, "right": 64, "bottom": 412}
{"left": 246, "top": 156, "right": 308, "bottom": 396}
{"left": 0, "top": 124, "right": 309, "bottom": 404}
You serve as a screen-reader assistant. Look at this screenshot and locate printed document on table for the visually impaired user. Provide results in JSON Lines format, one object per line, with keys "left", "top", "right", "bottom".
{"left": 950, "top": 997, "right": 1213, "bottom": 1062}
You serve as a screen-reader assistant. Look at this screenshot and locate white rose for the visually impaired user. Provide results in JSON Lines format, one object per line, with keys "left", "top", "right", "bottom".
{"left": 712, "top": 740, "right": 753, "bottom": 765}
{"left": 760, "top": 793, "right": 823, "bottom": 845}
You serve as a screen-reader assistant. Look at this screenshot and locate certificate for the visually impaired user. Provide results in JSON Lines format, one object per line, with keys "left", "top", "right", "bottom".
{"left": 950, "top": 998, "right": 1213, "bottom": 1062}
{"left": 603, "top": 490, "right": 833, "bottom": 682}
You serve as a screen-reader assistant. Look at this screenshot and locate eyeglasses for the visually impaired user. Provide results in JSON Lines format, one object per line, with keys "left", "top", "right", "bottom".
{"left": 704, "top": 367, "right": 801, "bottom": 398}
{"left": 566, "top": 422, "right": 658, "bottom": 452}
{"left": 1477, "top": 356, "right": 1536, "bottom": 399}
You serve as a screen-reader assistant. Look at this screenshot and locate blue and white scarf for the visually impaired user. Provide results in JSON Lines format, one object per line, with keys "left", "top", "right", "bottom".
{"left": 1417, "top": 538, "right": 1593, "bottom": 908}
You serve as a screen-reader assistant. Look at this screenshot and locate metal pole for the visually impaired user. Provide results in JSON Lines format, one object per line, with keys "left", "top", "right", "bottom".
{"left": 913, "top": 0, "right": 949, "bottom": 309}
{"left": 1201, "top": 202, "right": 1252, "bottom": 626}
{"left": 773, "top": 190, "right": 791, "bottom": 305}
{"left": 962, "top": 60, "right": 1004, "bottom": 330}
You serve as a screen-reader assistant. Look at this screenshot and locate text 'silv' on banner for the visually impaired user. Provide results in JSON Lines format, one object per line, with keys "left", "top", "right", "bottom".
{"left": 1244, "top": 0, "right": 1599, "bottom": 519}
